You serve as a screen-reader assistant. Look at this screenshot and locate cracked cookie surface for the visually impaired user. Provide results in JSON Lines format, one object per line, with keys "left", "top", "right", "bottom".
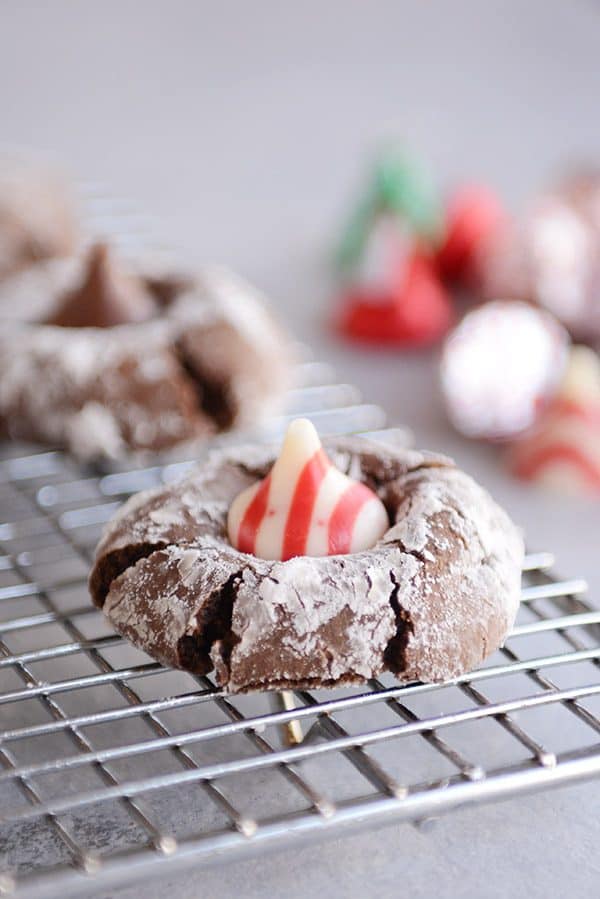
{"left": 89, "top": 437, "right": 524, "bottom": 692}
{"left": 0, "top": 263, "right": 290, "bottom": 461}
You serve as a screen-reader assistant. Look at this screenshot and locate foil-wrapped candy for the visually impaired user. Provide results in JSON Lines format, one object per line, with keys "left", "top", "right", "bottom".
{"left": 474, "top": 171, "right": 600, "bottom": 343}
{"left": 440, "top": 301, "right": 569, "bottom": 441}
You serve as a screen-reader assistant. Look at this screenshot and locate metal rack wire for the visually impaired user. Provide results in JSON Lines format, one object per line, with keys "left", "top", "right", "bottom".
{"left": 1, "top": 381, "right": 600, "bottom": 898}
{"left": 1, "top": 178, "right": 600, "bottom": 896}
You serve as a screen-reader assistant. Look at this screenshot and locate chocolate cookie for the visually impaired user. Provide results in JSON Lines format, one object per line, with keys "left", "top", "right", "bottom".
{"left": 89, "top": 437, "right": 524, "bottom": 692}
{"left": 0, "top": 245, "right": 291, "bottom": 461}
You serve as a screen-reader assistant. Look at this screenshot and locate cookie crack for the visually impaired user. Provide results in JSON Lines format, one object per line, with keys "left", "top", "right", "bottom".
{"left": 89, "top": 541, "right": 169, "bottom": 608}
{"left": 177, "top": 570, "right": 243, "bottom": 677}
{"left": 174, "top": 338, "right": 235, "bottom": 430}
{"left": 392, "top": 539, "right": 428, "bottom": 566}
{"left": 384, "top": 569, "right": 415, "bottom": 674}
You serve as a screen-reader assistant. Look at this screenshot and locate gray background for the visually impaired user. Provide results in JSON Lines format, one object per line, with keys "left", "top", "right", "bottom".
{"left": 1, "top": 1, "right": 599, "bottom": 896}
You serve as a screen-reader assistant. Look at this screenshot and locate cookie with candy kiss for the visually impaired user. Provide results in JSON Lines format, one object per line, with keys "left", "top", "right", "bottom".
{"left": 45, "top": 242, "right": 156, "bottom": 328}
{"left": 227, "top": 418, "right": 389, "bottom": 561}
{"left": 90, "top": 431, "right": 524, "bottom": 691}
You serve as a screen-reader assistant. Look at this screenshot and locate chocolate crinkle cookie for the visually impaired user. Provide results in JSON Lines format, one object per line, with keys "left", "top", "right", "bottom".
{"left": 0, "top": 243, "right": 292, "bottom": 461}
{"left": 89, "top": 437, "right": 524, "bottom": 692}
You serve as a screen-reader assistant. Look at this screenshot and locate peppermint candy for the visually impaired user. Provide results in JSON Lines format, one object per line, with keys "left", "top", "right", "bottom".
{"left": 440, "top": 301, "right": 569, "bottom": 441}
{"left": 227, "top": 419, "right": 389, "bottom": 561}
{"left": 509, "top": 346, "right": 600, "bottom": 496}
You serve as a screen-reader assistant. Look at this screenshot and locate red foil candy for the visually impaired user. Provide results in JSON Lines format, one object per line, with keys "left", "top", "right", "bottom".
{"left": 336, "top": 251, "right": 453, "bottom": 347}
{"left": 437, "top": 184, "right": 507, "bottom": 286}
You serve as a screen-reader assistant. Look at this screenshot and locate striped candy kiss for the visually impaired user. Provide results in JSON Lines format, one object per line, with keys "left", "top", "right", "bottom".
{"left": 227, "top": 418, "right": 389, "bottom": 561}
{"left": 508, "top": 346, "right": 600, "bottom": 497}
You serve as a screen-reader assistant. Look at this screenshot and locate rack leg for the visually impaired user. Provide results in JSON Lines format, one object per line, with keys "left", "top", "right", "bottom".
{"left": 272, "top": 690, "right": 303, "bottom": 746}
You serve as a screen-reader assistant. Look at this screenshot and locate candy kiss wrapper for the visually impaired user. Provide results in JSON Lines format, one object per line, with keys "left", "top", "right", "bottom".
{"left": 333, "top": 149, "right": 452, "bottom": 348}
{"left": 437, "top": 184, "right": 507, "bottom": 286}
{"left": 335, "top": 149, "right": 444, "bottom": 277}
{"left": 337, "top": 250, "right": 453, "bottom": 347}
{"left": 440, "top": 301, "right": 570, "bottom": 441}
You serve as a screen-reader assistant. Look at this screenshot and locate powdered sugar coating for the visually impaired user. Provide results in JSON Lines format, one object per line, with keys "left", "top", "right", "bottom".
{"left": 90, "top": 437, "right": 524, "bottom": 692}
{"left": 0, "top": 258, "right": 291, "bottom": 460}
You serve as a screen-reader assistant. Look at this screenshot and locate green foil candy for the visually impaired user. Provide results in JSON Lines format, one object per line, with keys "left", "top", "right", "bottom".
{"left": 335, "top": 149, "right": 443, "bottom": 276}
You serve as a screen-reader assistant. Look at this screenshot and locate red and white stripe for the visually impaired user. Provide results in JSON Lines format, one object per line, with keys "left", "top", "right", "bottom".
{"left": 509, "top": 400, "right": 600, "bottom": 496}
{"left": 227, "top": 419, "right": 389, "bottom": 561}
{"left": 509, "top": 346, "right": 600, "bottom": 497}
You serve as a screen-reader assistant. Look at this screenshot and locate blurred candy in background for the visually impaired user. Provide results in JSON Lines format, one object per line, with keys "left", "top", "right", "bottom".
{"left": 333, "top": 149, "right": 453, "bottom": 347}
{"left": 332, "top": 147, "right": 600, "bottom": 498}
{"left": 436, "top": 183, "right": 507, "bottom": 289}
{"left": 508, "top": 345, "right": 600, "bottom": 496}
{"left": 440, "top": 301, "right": 569, "bottom": 441}
{"left": 476, "top": 169, "right": 600, "bottom": 343}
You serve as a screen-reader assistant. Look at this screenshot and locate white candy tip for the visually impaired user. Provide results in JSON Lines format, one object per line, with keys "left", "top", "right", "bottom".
{"left": 286, "top": 417, "right": 318, "bottom": 437}
{"left": 281, "top": 417, "right": 321, "bottom": 452}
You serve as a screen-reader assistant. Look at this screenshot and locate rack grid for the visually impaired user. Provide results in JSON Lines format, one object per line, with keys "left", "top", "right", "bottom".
{"left": 1, "top": 374, "right": 599, "bottom": 898}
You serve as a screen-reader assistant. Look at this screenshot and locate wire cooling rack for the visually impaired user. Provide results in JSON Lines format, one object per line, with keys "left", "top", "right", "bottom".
{"left": 1, "top": 175, "right": 600, "bottom": 897}
{"left": 1, "top": 374, "right": 600, "bottom": 898}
